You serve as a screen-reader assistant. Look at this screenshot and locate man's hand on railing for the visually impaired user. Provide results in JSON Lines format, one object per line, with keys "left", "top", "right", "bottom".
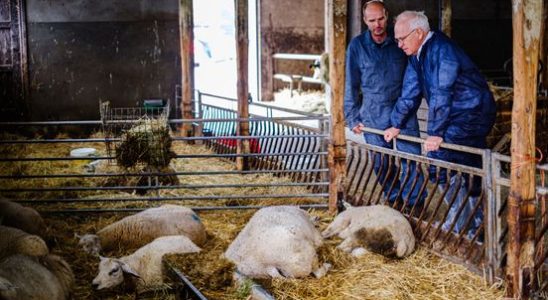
{"left": 352, "top": 123, "right": 366, "bottom": 134}
{"left": 383, "top": 127, "right": 400, "bottom": 142}
{"left": 424, "top": 136, "right": 444, "bottom": 152}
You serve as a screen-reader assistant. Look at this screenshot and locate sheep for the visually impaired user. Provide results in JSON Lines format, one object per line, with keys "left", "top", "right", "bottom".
{"left": 0, "top": 276, "right": 16, "bottom": 299}
{"left": 322, "top": 205, "right": 415, "bottom": 258}
{"left": 0, "top": 199, "right": 47, "bottom": 239}
{"left": 77, "top": 204, "right": 206, "bottom": 255}
{"left": 92, "top": 235, "right": 200, "bottom": 292}
{"left": 0, "top": 254, "right": 75, "bottom": 300}
{"left": 311, "top": 52, "right": 329, "bottom": 84}
{"left": 224, "top": 206, "right": 331, "bottom": 279}
{"left": 0, "top": 225, "right": 49, "bottom": 260}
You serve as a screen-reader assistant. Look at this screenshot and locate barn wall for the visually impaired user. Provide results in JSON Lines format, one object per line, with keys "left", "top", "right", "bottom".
{"left": 26, "top": 0, "right": 180, "bottom": 121}
{"left": 259, "top": 0, "right": 325, "bottom": 101}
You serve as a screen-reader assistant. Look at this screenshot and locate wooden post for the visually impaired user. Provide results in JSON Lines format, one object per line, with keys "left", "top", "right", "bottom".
{"left": 541, "top": 1, "right": 548, "bottom": 90}
{"left": 235, "top": 0, "right": 250, "bottom": 171}
{"left": 261, "top": 13, "right": 275, "bottom": 102}
{"left": 327, "top": 0, "right": 347, "bottom": 213}
{"left": 179, "top": 0, "right": 194, "bottom": 137}
{"left": 507, "top": 0, "right": 543, "bottom": 298}
{"left": 440, "top": 0, "right": 452, "bottom": 37}
{"left": 347, "top": 0, "right": 363, "bottom": 42}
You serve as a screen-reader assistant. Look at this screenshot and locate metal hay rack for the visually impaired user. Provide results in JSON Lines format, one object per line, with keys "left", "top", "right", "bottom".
{"left": 99, "top": 101, "right": 172, "bottom": 169}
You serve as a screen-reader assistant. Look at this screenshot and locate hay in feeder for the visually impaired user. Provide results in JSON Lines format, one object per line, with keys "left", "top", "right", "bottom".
{"left": 115, "top": 118, "right": 174, "bottom": 169}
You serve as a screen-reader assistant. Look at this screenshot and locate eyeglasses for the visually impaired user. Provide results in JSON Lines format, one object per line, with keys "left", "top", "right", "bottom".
{"left": 395, "top": 29, "right": 417, "bottom": 44}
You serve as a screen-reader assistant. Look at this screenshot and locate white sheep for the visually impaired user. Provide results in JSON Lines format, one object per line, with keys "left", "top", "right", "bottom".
{"left": 77, "top": 204, "right": 206, "bottom": 255}
{"left": 322, "top": 205, "right": 415, "bottom": 258}
{"left": 224, "top": 206, "right": 331, "bottom": 279}
{"left": 0, "top": 225, "right": 49, "bottom": 260}
{"left": 92, "top": 235, "right": 200, "bottom": 292}
{"left": 0, "top": 254, "right": 75, "bottom": 300}
{"left": 0, "top": 199, "right": 47, "bottom": 239}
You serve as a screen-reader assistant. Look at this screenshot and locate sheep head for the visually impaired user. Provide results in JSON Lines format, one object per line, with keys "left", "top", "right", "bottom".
{"left": 0, "top": 276, "right": 17, "bottom": 299}
{"left": 76, "top": 233, "right": 101, "bottom": 255}
{"left": 92, "top": 256, "right": 140, "bottom": 290}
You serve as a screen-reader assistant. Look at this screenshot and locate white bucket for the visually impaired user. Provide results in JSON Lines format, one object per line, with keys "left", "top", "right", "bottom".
{"left": 70, "top": 147, "right": 98, "bottom": 158}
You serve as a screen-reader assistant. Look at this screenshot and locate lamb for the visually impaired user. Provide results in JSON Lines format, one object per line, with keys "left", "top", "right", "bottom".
{"left": 322, "top": 205, "right": 415, "bottom": 258}
{"left": 92, "top": 235, "right": 200, "bottom": 292}
{"left": 224, "top": 206, "right": 331, "bottom": 279}
{"left": 0, "top": 199, "right": 47, "bottom": 239}
{"left": 77, "top": 204, "right": 206, "bottom": 255}
{"left": 0, "top": 254, "right": 75, "bottom": 300}
{"left": 0, "top": 225, "right": 49, "bottom": 260}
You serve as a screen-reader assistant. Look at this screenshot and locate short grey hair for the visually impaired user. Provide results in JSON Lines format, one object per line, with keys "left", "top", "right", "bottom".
{"left": 395, "top": 11, "right": 430, "bottom": 32}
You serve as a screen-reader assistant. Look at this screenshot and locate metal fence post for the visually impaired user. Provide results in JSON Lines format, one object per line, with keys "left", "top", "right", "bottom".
{"left": 483, "top": 148, "right": 497, "bottom": 283}
{"left": 195, "top": 90, "right": 203, "bottom": 144}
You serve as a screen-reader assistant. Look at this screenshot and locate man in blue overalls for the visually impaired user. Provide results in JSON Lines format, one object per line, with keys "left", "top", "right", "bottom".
{"left": 344, "top": 0, "right": 425, "bottom": 210}
{"left": 384, "top": 11, "right": 496, "bottom": 238}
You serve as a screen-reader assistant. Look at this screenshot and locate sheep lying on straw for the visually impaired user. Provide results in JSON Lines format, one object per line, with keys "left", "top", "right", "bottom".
{"left": 0, "top": 225, "right": 49, "bottom": 260}
{"left": 322, "top": 205, "right": 415, "bottom": 258}
{"left": 0, "top": 254, "right": 75, "bottom": 300}
{"left": 92, "top": 235, "right": 200, "bottom": 292}
{"left": 225, "top": 206, "right": 331, "bottom": 279}
{"left": 77, "top": 204, "right": 206, "bottom": 256}
{"left": 0, "top": 199, "right": 47, "bottom": 239}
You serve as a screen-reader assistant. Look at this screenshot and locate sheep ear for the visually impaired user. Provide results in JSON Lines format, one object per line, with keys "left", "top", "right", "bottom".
{"left": 99, "top": 255, "right": 107, "bottom": 261}
{"left": 120, "top": 262, "right": 140, "bottom": 278}
{"left": 342, "top": 201, "right": 352, "bottom": 210}
{"left": 74, "top": 233, "right": 82, "bottom": 239}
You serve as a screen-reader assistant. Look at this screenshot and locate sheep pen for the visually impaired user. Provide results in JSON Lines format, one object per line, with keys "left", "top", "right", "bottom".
{"left": 0, "top": 132, "right": 505, "bottom": 299}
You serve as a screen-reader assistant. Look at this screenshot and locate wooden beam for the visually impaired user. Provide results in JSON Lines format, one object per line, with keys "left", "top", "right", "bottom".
{"left": 541, "top": 1, "right": 548, "bottom": 90}
{"left": 235, "top": 0, "right": 250, "bottom": 171}
{"left": 440, "top": 0, "right": 452, "bottom": 37}
{"left": 507, "top": 0, "right": 543, "bottom": 298}
{"left": 261, "top": 11, "right": 275, "bottom": 102}
{"left": 327, "top": 0, "right": 347, "bottom": 213}
{"left": 179, "top": 0, "right": 194, "bottom": 137}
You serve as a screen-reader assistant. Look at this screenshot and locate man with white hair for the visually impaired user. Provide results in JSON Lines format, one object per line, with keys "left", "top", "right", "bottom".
{"left": 344, "top": 1, "right": 425, "bottom": 210}
{"left": 383, "top": 11, "right": 496, "bottom": 238}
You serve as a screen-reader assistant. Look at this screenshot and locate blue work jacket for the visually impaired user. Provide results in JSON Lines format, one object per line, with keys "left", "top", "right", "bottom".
{"left": 344, "top": 30, "right": 420, "bottom": 137}
{"left": 390, "top": 30, "right": 496, "bottom": 191}
{"left": 390, "top": 30, "right": 496, "bottom": 149}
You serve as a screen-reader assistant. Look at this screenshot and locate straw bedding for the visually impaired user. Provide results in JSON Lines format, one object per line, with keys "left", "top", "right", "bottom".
{"left": 167, "top": 209, "right": 505, "bottom": 300}
{"left": 0, "top": 133, "right": 505, "bottom": 299}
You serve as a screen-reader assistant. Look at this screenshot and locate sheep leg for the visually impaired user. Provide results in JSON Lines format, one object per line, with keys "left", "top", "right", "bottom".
{"left": 395, "top": 241, "right": 409, "bottom": 258}
{"left": 338, "top": 227, "right": 353, "bottom": 239}
{"left": 312, "top": 263, "right": 332, "bottom": 278}
{"left": 321, "top": 215, "right": 350, "bottom": 238}
{"left": 336, "top": 238, "right": 355, "bottom": 253}
{"left": 265, "top": 266, "right": 283, "bottom": 278}
{"left": 351, "top": 247, "right": 369, "bottom": 257}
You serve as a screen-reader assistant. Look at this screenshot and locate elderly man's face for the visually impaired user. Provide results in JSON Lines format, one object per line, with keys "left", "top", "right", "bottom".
{"left": 363, "top": 4, "right": 387, "bottom": 38}
{"left": 394, "top": 20, "right": 421, "bottom": 56}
